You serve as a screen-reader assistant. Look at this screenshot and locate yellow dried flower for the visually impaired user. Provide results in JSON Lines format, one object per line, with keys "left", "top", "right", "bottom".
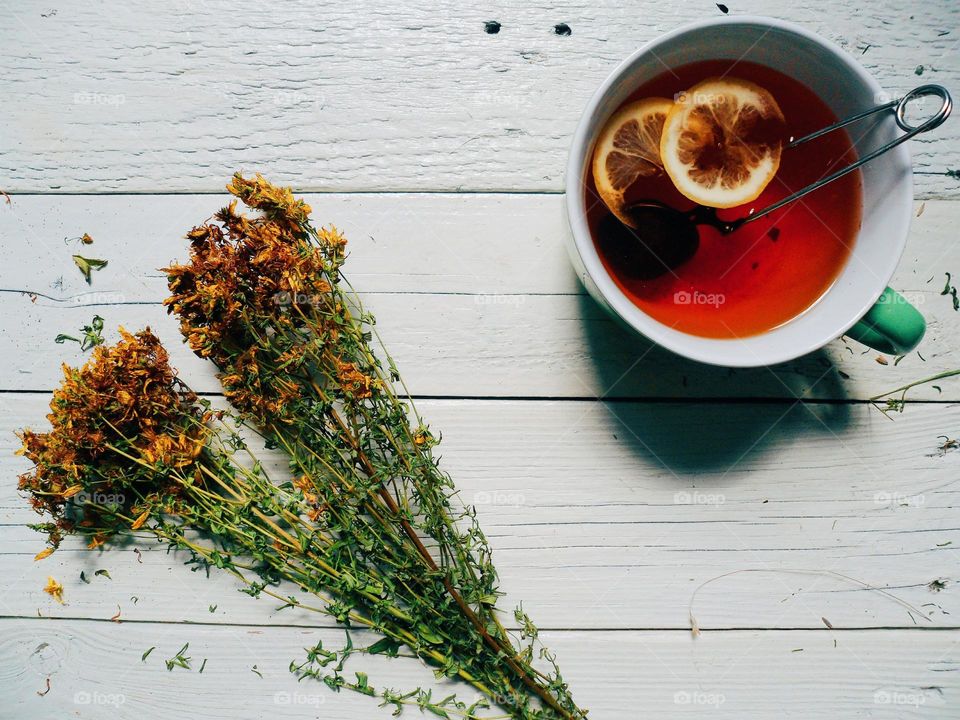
{"left": 130, "top": 510, "right": 150, "bottom": 530}
{"left": 43, "top": 576, "right": 64, "bottom": 604}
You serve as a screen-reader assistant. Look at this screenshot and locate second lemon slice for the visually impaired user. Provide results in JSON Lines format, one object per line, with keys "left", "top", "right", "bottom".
{"left": 592, "top": 97, "right": 674, "bottom": 226}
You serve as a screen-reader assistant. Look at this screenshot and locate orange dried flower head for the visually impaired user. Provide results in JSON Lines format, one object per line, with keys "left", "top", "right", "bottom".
{"left": 335, "top": 358, "right": 375, "bottom": 399}
{"left": 164, "top": 173, "right": 352, "bottom": 423}
{"left": 225, "top": 172, "right": 312, "bottom": 232}
{"left": 16, "top": 329, "right": 209, "bottom": 549}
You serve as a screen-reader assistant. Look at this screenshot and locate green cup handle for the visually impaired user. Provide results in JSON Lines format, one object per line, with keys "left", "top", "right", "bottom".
{"left": 845, "top": 287, "right": 925, "bottom": 355}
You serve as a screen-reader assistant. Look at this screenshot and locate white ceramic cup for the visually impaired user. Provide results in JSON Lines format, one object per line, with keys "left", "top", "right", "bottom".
{"left": 565, "top": 15, "right": 923, "bottom": 367}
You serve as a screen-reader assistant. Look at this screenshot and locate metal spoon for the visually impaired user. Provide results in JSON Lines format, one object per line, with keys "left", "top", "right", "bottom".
{"left": 606, "top": 84, "right": 952, "bottom": 278}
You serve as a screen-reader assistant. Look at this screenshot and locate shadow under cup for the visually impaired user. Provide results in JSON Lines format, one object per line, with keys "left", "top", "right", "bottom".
{"left": 566, "top": 17, "right": 913, "bottom": 368}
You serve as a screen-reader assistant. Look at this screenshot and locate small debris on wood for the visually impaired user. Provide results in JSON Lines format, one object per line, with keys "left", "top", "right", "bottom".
{"left": 484, "top": 20, "right": 501, "bottom": 34}
{"left": 928, "top": 578, "right": 948, "bottom": 592}
{"left": 554, "top": 22, "right": 572, "bottom": 36}
{"left": 37, "top": 678, "right": 51, "bottom": 696}
{"left": 876, "top": 355, "right": 889, "bottom": 365}
{"left": 917, "top": 201, "right": 926, "bottom": 217}
{"left": 55, "top": 314, "right": 105, "bottom": 352}
{"left": 80, "top": 233, "right": 94, "bottom": 245}
{"left": 937, "top": 436, "right": 959, "bottom": 455}
{"left": 915, "top": 65, "right": 925, "bottom": 76}
{"left": 0, "top": 189, "right": 10, "bottom": 205}
{"left": 822, "top": 617, "right": 833, "bottom": 629}
{"left": 72, "top": 255, "right": 108, "bottom": 284}
{"left": 111, "top": 604, "right": 122, "bottom": 622}
{"left": 134, "top": 548, "right": 143, "bottom": 563}
{"left": 947, "top": 169, "right": 960, "bottom": 179}
{"left": 43, "top": 577, "right": 64, "bottom": 604}
{"left": 941, "top": 272, "right": 959, "bottom": 310}
{"left": 166, "top": 643, "right": 191, "bottom": 671}
{"left": 142, "top": 646, "right": 155, "bottom": 661}
{"left": 716, "top": 3, "right": 729, "bottom": 13}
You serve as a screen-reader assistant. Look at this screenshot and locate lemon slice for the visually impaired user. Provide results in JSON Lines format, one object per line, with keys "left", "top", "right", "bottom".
{"left": 592, "top": 97, "right": 674, "bottom": 225}
{"left": 660, "top": 77, "right": 785, "bottom": 208}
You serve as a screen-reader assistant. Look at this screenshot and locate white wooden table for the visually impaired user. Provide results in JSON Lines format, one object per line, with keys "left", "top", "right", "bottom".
{"left": 2, "top": 2, "right": 959, "bottom": 718}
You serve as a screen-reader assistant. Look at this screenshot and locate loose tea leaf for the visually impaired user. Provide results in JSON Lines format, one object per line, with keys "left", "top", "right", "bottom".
{"left": 56, "top": 315, "right": 106, "bottom": 352}
{"left": 166, "top": 643, "right": 191, "bottom": 671}
{"left": 942, "top": 272, "right": 959, "bottom": 310}
{"left": 72, "top": 255, "right": 108, "bottom": 284}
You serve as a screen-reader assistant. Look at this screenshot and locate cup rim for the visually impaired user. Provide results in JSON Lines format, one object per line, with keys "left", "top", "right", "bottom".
{"left": 565, "top": 15, "right": 913, "bottom": 367}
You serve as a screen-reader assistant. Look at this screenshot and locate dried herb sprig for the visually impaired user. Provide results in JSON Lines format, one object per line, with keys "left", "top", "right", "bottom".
{"left": 20, "top": 180, "right": 586, "bottom": 715}
{"left": 162, "top": 174, "right": 584, "bottom": 718}
{"left": 17, "top": 330, "right": 536, "bottom": 715}
{"left": 870, "top": 368, "right": 960, "bottom": 415}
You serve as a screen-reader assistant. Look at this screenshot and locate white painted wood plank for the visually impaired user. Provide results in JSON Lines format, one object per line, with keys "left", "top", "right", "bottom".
{"left": 2, "top": 620, "right": 957, "bottom": 719}
{"left": 1, "top": 195, "right": 958, "bottom": 399}
{"left": 1, "top": 1, "right": 957, "bottom": 196}
{"left": 5, "top": 395, "right": 957, "bottom": 630}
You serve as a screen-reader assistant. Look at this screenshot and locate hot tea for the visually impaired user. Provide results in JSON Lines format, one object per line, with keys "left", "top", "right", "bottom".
{"left": 586, "top": 60, "right": 862, "bottom": 339}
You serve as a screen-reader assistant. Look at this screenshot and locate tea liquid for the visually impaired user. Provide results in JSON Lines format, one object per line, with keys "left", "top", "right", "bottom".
{"left": 586, "top": 60, "right": 862, "bottom": 339}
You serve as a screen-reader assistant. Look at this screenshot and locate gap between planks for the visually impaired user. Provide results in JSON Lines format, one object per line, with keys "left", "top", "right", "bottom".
{"left": 2, "top": 615, "right": 957, "bottom": 633}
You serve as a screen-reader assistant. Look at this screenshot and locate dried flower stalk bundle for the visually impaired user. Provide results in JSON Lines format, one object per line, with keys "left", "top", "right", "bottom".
{"left": 18, "top": 175, "right": 587, "bottom": 719}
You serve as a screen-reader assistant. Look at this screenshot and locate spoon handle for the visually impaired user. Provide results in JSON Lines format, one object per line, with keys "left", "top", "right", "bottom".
{"left": 740, "top": 85, "right": 952, "bottom": 227}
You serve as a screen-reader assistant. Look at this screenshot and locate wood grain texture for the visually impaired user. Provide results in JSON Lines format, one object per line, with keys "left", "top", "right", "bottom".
{"left": 1, "top": 194, "right": 958, "bottom": 400}
{"left": 4, "top": 394, "right": 957, "bottom": 630}
{"left": 4, "top": 2, "right": 960, "bottom": 715}
{"left": 2, "top": 620, "right": 957, "bottom": 719}
{"left": 0, "top": 1, "right": 957, "bottom": 196}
